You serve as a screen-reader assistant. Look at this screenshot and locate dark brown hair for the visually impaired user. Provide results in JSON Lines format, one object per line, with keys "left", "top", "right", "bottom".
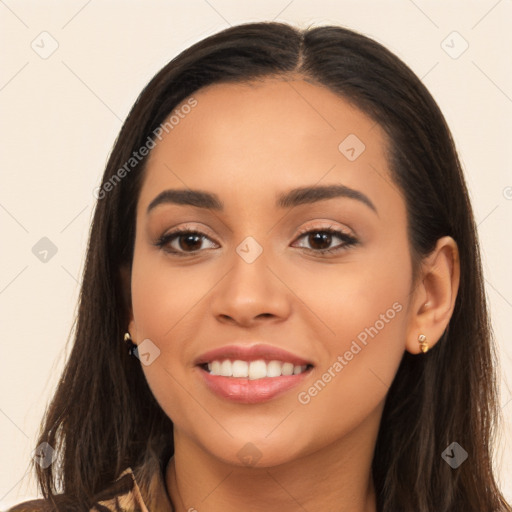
{"left": 16, "top": 21, "right": 510, "bottom": 511}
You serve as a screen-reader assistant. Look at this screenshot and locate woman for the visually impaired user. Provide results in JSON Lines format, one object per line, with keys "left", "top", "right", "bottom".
{"left": 10, "top": 21, "right": 511, "bottom": 512}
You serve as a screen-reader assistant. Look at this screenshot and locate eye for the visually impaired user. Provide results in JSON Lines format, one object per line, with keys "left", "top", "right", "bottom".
{"left": 154, "top": 225, "right": 358, "bottom": 257}
{"left": 292, "top": 226, "right": 358, "bottom": 255}
{"left": 154, "top": 228, "right": 218, "bottom": 255}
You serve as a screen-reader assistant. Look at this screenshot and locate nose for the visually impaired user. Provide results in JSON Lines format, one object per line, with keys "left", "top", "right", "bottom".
{"left": 210, "top": 245, "right": 292, "bottom": 327}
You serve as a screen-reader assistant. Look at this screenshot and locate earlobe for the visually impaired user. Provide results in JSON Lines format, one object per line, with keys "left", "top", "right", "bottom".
{"left": 405, "top": 236, "right": 460, "bottom": 354}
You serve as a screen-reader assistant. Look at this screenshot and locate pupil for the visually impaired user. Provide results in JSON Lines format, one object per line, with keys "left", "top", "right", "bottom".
{"left": 309, "top": 232, "right": 331, "bottom": 250}
{"left": 180, "top": 234, "right": 201, "bottom": 251}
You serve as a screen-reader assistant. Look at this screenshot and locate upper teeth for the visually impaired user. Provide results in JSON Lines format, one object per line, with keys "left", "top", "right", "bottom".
{"left": 207, "top": 359, "right": 307, "bottom": 380}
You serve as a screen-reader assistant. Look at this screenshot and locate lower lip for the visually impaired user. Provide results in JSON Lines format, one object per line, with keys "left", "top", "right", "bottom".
{"left": 198, "top": 367, "right": 312, "bottom": 404}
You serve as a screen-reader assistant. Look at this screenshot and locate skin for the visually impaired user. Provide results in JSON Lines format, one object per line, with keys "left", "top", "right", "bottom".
{"left": 125, "top": 77, "right": 460, "bottom": 512}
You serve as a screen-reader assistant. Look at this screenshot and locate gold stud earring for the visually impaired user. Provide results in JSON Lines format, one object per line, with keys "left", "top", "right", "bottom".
{"left": 418, "top": 334, "right": 429, "bottom": 353}
{"left": 124, "top": 332, "right": 137, "bottom": 355}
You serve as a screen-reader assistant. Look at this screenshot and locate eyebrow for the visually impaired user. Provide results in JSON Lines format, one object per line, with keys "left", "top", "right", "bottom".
{"left": 146, "top": 184, "right": 377, "bottom": 214}
{"left": 276, "top": 184, "right": 377, "bottom": 213}
{"left": 147, "top": 189, "right": 223, "bottom": 213}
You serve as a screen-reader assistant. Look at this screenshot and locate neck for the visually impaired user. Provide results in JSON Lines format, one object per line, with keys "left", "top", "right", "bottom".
{"left": 166, "top": 406, "right": 381, "bottom": 512}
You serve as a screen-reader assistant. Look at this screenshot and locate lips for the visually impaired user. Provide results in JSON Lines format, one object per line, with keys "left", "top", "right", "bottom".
{"left": 195, "top": 344, "right": 314, "bottom": 404}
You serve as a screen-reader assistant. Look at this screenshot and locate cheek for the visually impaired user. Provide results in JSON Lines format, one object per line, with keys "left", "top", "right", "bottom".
{"left": 130, "top": 250, "right": 215, "bottom": 341}
{"left": 290, "top": 249, "right": 411, "bottom": 427}
{"left": 286, "top": 248, "right": 411, "bottom": 354}
{"left": 129, "top": 251, "right": 219, "bottom": 427}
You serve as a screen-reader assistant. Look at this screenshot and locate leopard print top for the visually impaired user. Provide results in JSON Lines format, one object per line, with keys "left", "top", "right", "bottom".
{"left": 8, "top": 467, "right": 174, "bottom": 512}
{"left": 88, "top": 468, "right": 154, "bottom": 512}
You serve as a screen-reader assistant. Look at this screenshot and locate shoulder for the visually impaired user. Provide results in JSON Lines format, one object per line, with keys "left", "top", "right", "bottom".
{"left": 7, "top": 499, "right": 53, "bottom": 512}
{"left": 7, "top": 468, "right": 148, "bottom": 512}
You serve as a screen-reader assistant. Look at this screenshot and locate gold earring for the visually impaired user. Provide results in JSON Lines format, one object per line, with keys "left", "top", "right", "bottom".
{"left": 418, "top": 334, "right": 429, "bottom": 353}
{"left": 124, "top": 332, "right": 137, "bottom": 355}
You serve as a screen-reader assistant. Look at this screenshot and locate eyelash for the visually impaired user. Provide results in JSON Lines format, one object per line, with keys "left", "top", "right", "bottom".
{"left": 154, "top": 227, "right": 218, "bottom": 257}
{"left": 294, "top": 225, "right": 358, "bottom": 255}
{"left": 154, "top": 225, "right": 358, "bottom": 257}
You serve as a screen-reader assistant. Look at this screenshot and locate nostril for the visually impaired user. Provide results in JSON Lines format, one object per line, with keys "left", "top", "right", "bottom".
{"left": 218, "top": 314, "right": 235, "bottom": 323}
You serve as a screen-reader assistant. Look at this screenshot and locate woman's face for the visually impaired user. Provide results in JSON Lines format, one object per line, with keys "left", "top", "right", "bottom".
{"left": 128, "top": 78, "right": 417, "bottom": 467}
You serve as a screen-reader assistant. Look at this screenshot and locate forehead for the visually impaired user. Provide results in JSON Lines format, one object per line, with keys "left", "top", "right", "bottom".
{"left": 139, "top": 78, "right": 395, "bottom": 214}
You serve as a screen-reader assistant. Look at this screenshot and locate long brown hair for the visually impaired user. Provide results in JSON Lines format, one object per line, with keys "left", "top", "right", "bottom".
{"left": 22, "top": 22, "right": 510, "bottom": 511}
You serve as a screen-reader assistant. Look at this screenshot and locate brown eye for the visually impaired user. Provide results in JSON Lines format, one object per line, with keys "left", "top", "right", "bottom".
{"left": 293, "top": 228, "right": 358, "bottom": 255}
{"left": 178, "top": 233, "right": 203, "bottom": 251}
{"left": 155, "top": 229, "right": 218, "bottom": 255}
{"left": 307, "top": 232, "right": 333, "bottom": 251}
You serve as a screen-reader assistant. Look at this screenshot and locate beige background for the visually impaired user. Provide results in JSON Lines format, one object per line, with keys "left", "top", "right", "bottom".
{"left": 1, "top": 0, "right": 511, "bottom": 508}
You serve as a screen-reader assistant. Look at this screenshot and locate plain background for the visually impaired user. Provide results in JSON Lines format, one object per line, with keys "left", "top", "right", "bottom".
{"left": 1, "top": 0, "right": 511, "bottom": 508}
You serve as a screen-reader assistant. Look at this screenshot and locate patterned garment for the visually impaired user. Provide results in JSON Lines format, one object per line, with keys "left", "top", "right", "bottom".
{"left": 8, "top": 467, "right": 174, "bottom": 512}
{"left": 89, "top": 468, "right": 157, "bottom": 512}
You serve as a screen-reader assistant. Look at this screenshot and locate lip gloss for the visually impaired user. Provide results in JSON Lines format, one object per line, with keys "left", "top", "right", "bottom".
{"left": 198, "top": 367, "right": 312, "bottom": 404}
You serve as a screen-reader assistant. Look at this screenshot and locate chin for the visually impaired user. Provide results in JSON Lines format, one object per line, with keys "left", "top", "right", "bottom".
{"left": 190, "top": 425, "right": 315, "bottom": 469}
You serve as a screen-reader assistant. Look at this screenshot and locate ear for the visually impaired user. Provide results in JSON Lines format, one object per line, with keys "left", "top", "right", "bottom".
{"left": 405, "top": 236, "right": 460, "bottom": 354}
{"left": 120, "top": 263, "right": 137, "bottom": 343}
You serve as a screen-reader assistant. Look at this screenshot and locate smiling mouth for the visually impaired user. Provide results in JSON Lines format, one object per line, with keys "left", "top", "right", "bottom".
{"left": 195, "top": 344, "right": 314, "bottom": 403}
{"left": 197, "top": 358, "right": 314, "bottom": 404}
{"left": 200, "top": 359, "right": 313, "bottom": 379}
